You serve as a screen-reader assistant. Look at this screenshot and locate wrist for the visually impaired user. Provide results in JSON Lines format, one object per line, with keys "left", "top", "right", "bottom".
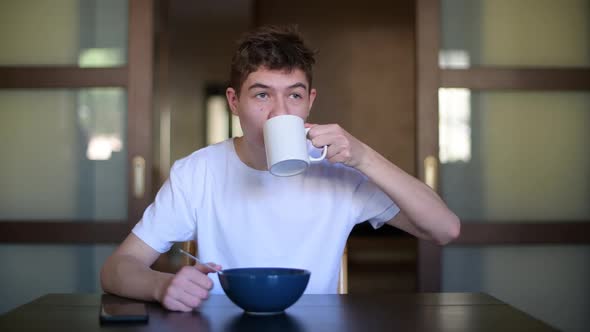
{"left": 355, "top": 144, "right": 380, "bottom": 174}
{"left": 153, "top": 271, "right": 173, "bottom": 302}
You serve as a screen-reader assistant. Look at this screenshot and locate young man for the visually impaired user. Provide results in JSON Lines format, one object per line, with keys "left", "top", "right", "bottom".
{"left": 101, "top": 25, "right": 460, "bottom": 312}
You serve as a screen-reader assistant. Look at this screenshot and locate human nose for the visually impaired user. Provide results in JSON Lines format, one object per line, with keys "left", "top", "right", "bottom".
{"left": 267, "top": 97, "right": 289, "bottom": 119}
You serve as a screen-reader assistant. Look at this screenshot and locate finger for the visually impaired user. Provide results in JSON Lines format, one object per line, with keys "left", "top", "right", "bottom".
{"left": 163, "top": 295, "right": 193, "bottom": 312}
{"left": 168, "top": 284, "right": 203, "bottom": 308}
{"left": 304, "top": 122, "right": 316, "bottom": 128}
{"left": 186, "top": 270, "right": 214, "bottom": 290}
{"left": 306, "top": 124, "right": 325, "bottom": 138}
{"left": 178, "top": 266, "right": 214, "bottom": 290}
{"left": 209, "top": 263, "right": 223, "bottom": 271}
{"left": 310, "top": 138, "right": 342, "bottom": 162}
{"left": 178, "top": 278, "right": 210, "bottom": 300}
{"left": 174, "top": 289, "right": 202, "bottom": 309}
{"left": 194, "top": 262, "right": 220, "bottom": 274}
{"left": 325, "top": 143, "right": 344, "bottom": 159}
{"left": 311, "top": 133, "right": 348, "bottom": 150}
{"left": 308, "top": 123, "right": 342, "bottom": 137}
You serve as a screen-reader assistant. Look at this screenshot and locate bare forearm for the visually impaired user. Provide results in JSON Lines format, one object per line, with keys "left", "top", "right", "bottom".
{"left": 306, "top": 122, "right": 459, "bottom": 243}
{"left": 357, "top": 146, "right": 460, "bottom": 244}
{"left": 100, "top": 254, "right": 172, "bottom": 302}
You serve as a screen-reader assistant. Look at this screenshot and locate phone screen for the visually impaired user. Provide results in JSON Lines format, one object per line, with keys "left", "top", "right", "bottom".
{"left": 99, "top": 294, "right": 148, "bottom": 323}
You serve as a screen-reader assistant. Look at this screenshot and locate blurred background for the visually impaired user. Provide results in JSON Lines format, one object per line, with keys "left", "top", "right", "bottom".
{"left": 0, "top": 1, "right": 588, "bottom": 331}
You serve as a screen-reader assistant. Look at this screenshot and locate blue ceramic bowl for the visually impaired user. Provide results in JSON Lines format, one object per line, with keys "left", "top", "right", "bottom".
{"left": 218, "top": 268, "right": 311, "bottom": 314}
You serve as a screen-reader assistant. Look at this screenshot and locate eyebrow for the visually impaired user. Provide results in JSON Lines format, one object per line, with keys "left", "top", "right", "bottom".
{"left": 288, "top": 82, "right": 308, "bottom": 91}
{"left": 248, "top": 83, "right": 270, "bottom": 90}
{"left": 247, "top": 82, "right": 308, "bottom": 91}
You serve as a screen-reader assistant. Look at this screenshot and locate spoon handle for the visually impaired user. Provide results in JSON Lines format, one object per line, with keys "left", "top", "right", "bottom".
{"left": 177, "top": 248, "right": 223, "bottom": 274}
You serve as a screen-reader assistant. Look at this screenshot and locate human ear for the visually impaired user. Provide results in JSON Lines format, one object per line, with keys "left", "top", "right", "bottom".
{"left": 308, "top": 88, "right": 317, "bottom": 111}
{"left": 226, "top": 87, "right": 239, "bottom": 116}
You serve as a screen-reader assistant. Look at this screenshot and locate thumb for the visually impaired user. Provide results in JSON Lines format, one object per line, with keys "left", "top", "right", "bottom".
{"left": 194, "top": 262, "right": 222, "bottom": 274}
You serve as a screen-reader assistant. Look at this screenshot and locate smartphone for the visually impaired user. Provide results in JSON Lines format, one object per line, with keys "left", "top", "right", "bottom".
{"left": 99, "top": 294, "right": 149, "bottom": 324}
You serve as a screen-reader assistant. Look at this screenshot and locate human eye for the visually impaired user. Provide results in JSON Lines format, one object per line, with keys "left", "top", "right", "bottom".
{"left": 255, "top": 92, "right": 268, "bottom": 99}
{"left": 289, "top": 93, "right": 303, "bottom": 99}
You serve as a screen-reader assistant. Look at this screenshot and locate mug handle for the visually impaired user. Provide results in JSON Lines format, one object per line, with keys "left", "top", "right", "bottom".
{"left": 305, "top": 128, "right": 328, "bottom": 162}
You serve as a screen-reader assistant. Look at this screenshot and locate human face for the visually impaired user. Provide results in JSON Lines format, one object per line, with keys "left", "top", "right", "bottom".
{"left": 226, "top": 67, "right": 317, "bottom": 149}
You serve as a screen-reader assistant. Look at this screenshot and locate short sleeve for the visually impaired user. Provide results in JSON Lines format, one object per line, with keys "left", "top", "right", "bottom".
{"left": 353, "top": 177, "right": 400, "bottom": 229}
{"left": 132, "top": 160, "right": 198, "bottom": 253}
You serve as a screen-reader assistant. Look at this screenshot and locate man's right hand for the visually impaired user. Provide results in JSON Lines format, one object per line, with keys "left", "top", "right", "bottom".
{"left": 101, "top": 234, "right": 222, "bottom": 312}
{"left": 157, "top": 262, "right": 221, "bottom": 312}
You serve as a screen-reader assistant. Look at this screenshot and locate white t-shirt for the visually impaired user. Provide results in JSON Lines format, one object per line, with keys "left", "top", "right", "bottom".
{"left": 133, "top": 139, "right": 399, "bottom": 294}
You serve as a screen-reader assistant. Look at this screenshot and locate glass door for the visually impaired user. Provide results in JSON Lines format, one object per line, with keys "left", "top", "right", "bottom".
{"left": 0, "top": 0, "right": 154, "bottom": 313}
{"left": 416, "top": 1, "right": 590, "bottom": 331}
{"left": 0, "top": 0, "right": 153, "bottom": 241}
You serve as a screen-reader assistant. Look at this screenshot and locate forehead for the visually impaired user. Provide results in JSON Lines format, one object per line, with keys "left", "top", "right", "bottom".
{"left": 242, "top": 67, "right": 309, "bottom": 90}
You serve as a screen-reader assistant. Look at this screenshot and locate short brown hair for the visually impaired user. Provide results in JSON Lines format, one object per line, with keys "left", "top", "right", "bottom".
{"left": 229, "top": 25, "right": 316, "bottom": 94}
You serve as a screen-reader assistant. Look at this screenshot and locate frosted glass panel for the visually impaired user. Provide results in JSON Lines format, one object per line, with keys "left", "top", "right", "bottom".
{"left": 0, "top": 244, "right": 116, "bottom": 314}
{"left": 443, "top": 245, "right": 590, "bottom": 332}
{"left": 0, "top": 0, "right": 127, "bottom": 67}
{"left": 0, "top": 89, "right": 127, "bottom": 220}
{"left": 440, "top": 0, "right": 590, "bottom": 68}
{"left": 439, "top": 90, "right": 590, "bottom": 222}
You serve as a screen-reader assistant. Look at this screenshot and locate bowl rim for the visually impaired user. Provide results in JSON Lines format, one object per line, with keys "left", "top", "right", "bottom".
{"left": 220, "top": 267, "right": 311, "bottom": 277}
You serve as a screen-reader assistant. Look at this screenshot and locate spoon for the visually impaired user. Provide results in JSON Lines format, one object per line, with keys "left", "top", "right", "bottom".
{"left": 177, "top": 248, "right": 223, "bottom": 274}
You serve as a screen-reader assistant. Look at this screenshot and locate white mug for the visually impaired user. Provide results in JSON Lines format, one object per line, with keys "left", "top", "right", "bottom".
{"left": 263, "top": 115, "right": 328, "bottom": 176}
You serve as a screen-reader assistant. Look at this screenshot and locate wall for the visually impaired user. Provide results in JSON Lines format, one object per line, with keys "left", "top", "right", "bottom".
{"left": 165, "top": 0, "right": 253, "bottom": 165}
{"left": 159, "top": 0, "right": 416, "bottom": 175}
{"left": 256, "top": 0, "right": 416, "bottom": 173}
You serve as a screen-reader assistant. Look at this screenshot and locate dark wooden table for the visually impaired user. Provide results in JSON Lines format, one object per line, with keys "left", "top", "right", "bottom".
{"left": 0, "top": 293, "right": 556, "bottom": 331}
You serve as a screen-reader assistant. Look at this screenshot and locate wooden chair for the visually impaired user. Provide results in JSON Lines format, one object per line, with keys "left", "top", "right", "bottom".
{"left": 181, "top": 240, "right": 348, "bottom": 294}
{"left": 181, "top": 240, "right": 197, "bottom": 266}
{"left": 338, "top": 246, "right": 348, "bottom": 294}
